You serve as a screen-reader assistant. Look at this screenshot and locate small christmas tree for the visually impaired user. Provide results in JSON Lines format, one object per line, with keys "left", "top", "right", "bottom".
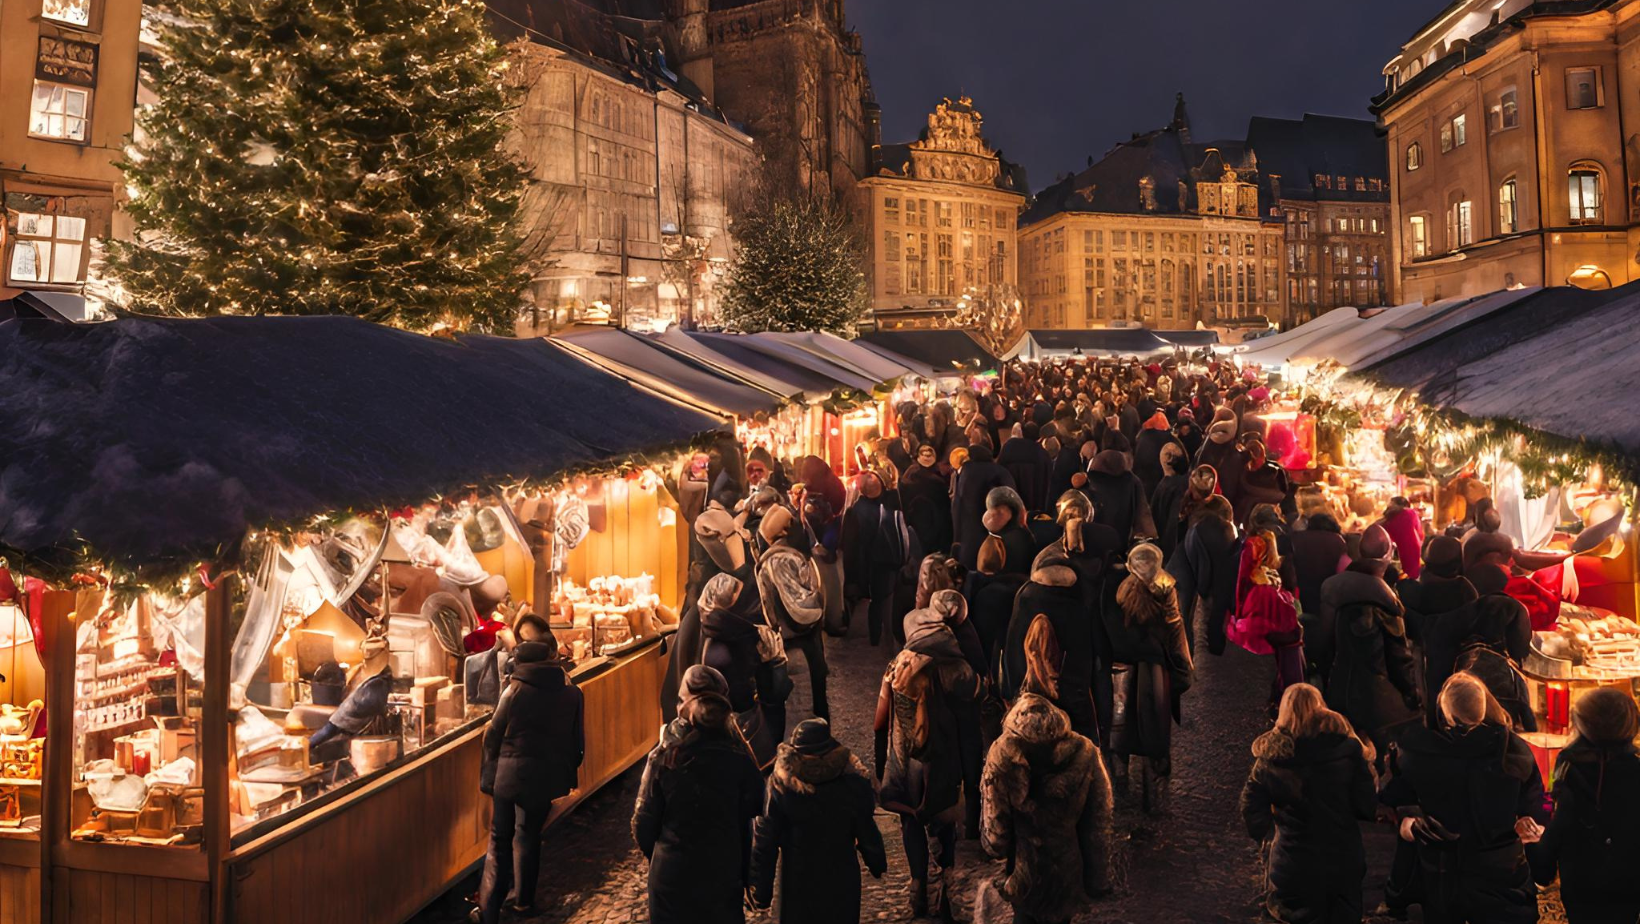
{"left": 111, "top": 0, "right": 529, "bottom": 332}
{"left": 719, "top": 196, "right": 867, "bottom": 334}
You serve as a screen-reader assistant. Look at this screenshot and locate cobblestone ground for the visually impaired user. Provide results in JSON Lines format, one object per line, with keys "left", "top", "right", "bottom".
{"left": 413, "top": 611, "right": 1567, "bottom": 924}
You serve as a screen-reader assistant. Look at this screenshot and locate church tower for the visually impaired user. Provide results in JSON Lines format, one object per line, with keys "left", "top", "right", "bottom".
{"left": 663, "top": 0, "right": 714, "bottom": 99}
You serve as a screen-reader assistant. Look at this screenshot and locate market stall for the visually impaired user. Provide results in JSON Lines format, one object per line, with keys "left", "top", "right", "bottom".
{"left": 1002, "top": 327, "right": 1174, "bottom": 362}
{"left": 0, "top": 314, "right": 719, "bottom": 924}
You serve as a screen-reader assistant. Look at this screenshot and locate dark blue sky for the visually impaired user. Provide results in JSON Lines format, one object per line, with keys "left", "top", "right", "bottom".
{"left": 850, "top": 0, "right": 1443, "bottom": 193}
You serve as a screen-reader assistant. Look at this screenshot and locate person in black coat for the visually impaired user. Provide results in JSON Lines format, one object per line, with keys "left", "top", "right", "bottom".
{"left": 1380, "top": 672, "right": 1547, "bottom": 924}
{"left": 1420, "top": 592, "right": 1533, "bottom": 732}
{"left": 1320, "top": 564, "right": 1421, "bottom": 756}
{"left": 1533, "top": 688, "right": 1640, "bottom": 923}
{"left": 633, "top": 665, "right": 767, "bottom": 924}
{"left": 1000, "top": 554, "right": 1099, "bottom": 742}
{"left": 1240, "top": 683, "right": 1376, "bottom": 924}
{"left": 1084, "top": 446, "right": 1157, "bottom": 546}
{"left": 1132, "top": 411, "right": 1184, "bottom": 500}
{"left": 901, "top": 443, "right": 953, "bottom": 554}
{"left": 997, "top": 423, "right": 1053, "bottom": 513}
{"left": 476, "top": 639, "right": 584, "bottom": 924}
{"left": 1167, "top": 494, "right": 1240, "bottom": 656}
{"left": 1149, "top": 443, "right": 1191, "bottom": 560}
{"left": 750, "top": 720, "right": 887, "bottom": 924}
{"left": 700, "top": 573, "right": 790, "bottom": 762}
{"left": 844, "top": 470, "right": 910, "bottom": 646}
{"left": 1235, "top": 436, "right": 1297, "bottom": 526}
{"left": 1049, "top": 435, "right": 1092, "bottom": 504}
{"left": 1290, "top": 513, "right": 1347, "bottom": 619}
{"left": 1107, "top": 543, "right": 1194, "bottom": 785}
{"left": 1398, "top": 536, "right": 1478, "bottom": 644}
{"left": 950, "top": 443, "right": 1017, "bottom": 569}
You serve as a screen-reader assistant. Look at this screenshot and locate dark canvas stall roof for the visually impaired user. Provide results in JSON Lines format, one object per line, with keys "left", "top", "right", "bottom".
{"left": 1154, "top": 330, "right": 1220, "bottom": 347}
{"left": 1028, "top": 328, "right": 1173, "bottom": 354}
{"left": 1409, "top": 290, "right": 1640, "bottom": 456}
{"left": 552, "top": 327, "right": 781, "bottom": 419}
{"left": 1360, "top": 283, "right": 1633, "bottom": 390}
{"left": 0, "top": 315, "right": 721, "bottom": 579}
{"left": 688, "top": 332, "right": 877, "bottom": 394}
{"left": 641, "top": 327, "right": 808, "bottom": 401}
{"left": 758, "top": 332, "right": 919, "bottom": 384}
{"left": 851, "top": 341, "right": 939, "bottom": 379}
{"left": 855, "top": 330, "right": 998, "bottom": 372}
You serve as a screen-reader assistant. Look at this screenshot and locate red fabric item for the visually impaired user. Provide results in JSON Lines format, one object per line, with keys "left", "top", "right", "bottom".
{"left": 1507, "top": 570, "right": 1562, "bottom": 631}
{"left": 463, "top": 616, "right": 507, "bottom": 654}
{"left": 1379, "top": 508, "right": 1426, "bottom": 581}
{"left": 1227, "top": 537, "right": 1301, "bottom": 655}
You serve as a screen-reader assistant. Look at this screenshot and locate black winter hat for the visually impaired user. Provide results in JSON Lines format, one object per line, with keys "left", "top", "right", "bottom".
{"left": 789, "top": 718, "right": 838, "bottom": 755}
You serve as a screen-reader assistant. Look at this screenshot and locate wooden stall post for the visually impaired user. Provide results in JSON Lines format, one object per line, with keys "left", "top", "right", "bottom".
{"left": 39, "top": 592, "right": 77, "bottom": 924}
{"left": 204, "top": 579, "right": 232, "bottom": 924}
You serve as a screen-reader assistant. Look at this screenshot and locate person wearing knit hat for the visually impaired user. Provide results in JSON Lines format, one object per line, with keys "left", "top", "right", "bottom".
{"left": 633, "top": 661, "right": 765, "bottom": 924}
{"left": 1396, "top": 533, "right": 1478, "bottom": 723}
{"left": 1535, "top": 687, "right": 1640, "bottom": 923}
{"left": 748, "top": 718, "right": 887, "bottom": 923}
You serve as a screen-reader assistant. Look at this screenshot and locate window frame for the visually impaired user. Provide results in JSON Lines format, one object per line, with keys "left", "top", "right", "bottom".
{"left": 1406, "top": 141, "right": 1423, "bottom": 171}
{"left": 1498, "top": 178, "right": 1518, "bottom": 234}
{"left": 7, "top": 210, "right": 89, "bottom": 287}
{"left": 41, "top": 0, "right": 95, "bottom": 29}
{"left": 27, "top": 79, "right": 91, "bottom": 145}
{"left": 1491, "top": 87, "right": 1520, "bottom": 133}
{"left": 1566, "top": 67, "right": 1603, "bottom": 110}
{"left": 1568, "top": 164, "right": 1604, "bottom": 224}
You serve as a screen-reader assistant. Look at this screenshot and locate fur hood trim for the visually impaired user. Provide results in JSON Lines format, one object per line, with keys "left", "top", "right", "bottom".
{"left": 771, "top": 742, "right": 868, "bottom": 794}
{"left": 1116, "top": 571, "right": 1175, "bottom": 624}
{"left": 1029, "top": 563, "right": 1078, "bottom": 587}
{"left": 991, "top": 695, "right": 1095, "bottom": 799}
{"left": 1002, "top": 693, "right": 1072, "bottom": 744}
{"left": 1252, "top": 728, "right": 1295, "bottom": 760}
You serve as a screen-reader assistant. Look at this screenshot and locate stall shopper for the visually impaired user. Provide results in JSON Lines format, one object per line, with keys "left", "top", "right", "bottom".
{"left": 475, "top": 635, "right": 584, "bottom": 924}
{"left": 950, "top": 444, "right": 1017, "bottom": 568}
{"left": 901, "top": 443, "right": 954, "bottom": 555}
{"left": 699, "top": 573, "right": 791, "bottom": 769}
{"left": 1106, "top": 543, "right": 1194, "bottom": 796}
{"left": 633, "top": 665, "right": 767, "bottom": 924}
{"left": 843, "top": 470, "right": 911, "bottom": 647}
{"left": 756, "top": 505, "right": 830, "bottom": 722}
{"left": 1168, "top": 495, "right": 1239, "bottom": 657}
{"left": 1319, "top": 548, "right": 1420, "bottom": 758}
{"left": 749, "top": 720, "right": 888, "bottom": 924}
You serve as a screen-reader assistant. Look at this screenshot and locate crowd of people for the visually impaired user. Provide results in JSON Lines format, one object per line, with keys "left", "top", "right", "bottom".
{"left": 470, "top": 355, "right": 1640, "bottom": 924}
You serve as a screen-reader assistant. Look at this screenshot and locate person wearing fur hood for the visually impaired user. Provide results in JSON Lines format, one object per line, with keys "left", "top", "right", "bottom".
{"left": 982, "top": 616, "right": 1113, "bottom": 924}
{"left": 632, "top": 666, "right": 767, "bottom": 924}
{"left": 873, "top": 612, "right": 983, "bottom": 920}
{"left": 905, "top": 589, "right": 988, "bottom": 839}
{"left": 1083, "top": 440, "right": 1157, "bottom": 546}
{"left": 1532, "top": 689, "right": 1640, "bottom": 923}
{"left": 749, "top": 719, "right": 887, "bottom": 924}
{"left": 1240, "top": 683, "right": 1377, "bottom": 924}
{"left": 755, "top": 505, "right": 830, "bottom": 722}
{"left": 1001, "top": 553, "right": 1101, "bottom": 742}
{"left": 1318, "top": 551, "right": 1421, "bottom": 756}
{"left": 1167, "top": 493, "right": 1240, "bottom": 657}
{"left": 1106, "top": 544, "right": 1194, "bottom": 780}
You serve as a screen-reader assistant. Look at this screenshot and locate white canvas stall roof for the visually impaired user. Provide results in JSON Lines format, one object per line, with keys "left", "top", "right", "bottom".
{"left": 1343, "top": 287, "right": 1539, "bottom": 370}
{"left": 1281, "top": 296, "right": 1480, "bottom": 368}
{"left": 1233, "top": 307, "right": 1360, "bottom": 367}
{"left": 849, "top": 340, "right": 941, "bottom": 379}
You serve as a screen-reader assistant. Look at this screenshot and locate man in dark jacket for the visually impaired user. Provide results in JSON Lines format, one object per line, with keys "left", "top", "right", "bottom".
{"left": 844, "top": 470, "right": 910, "bottom": 646}
{"left": 1149, "top": 443, "right": 1191, "bottom": 560}
{"left": 1167, "top": 495, "right": 1239, "bottom": 656}
{"left": 1290, "top": 513, "right": 1347, "bottom": 619}
{"left": 1421, "top": 592, "right": 1533, "bottom": 732}
{"left": 750, "top": 719, "right": 887, "bottom": 924}
{"left": 633, "top": 665, "right": 766, "bottom": 924}
{"left": 1084, "top": 446, "right": 1157, "bottom": 546}
{"left": 997, "top": 422, "right": 1053, "bottom": 513}
{"left": 1320, "top": 565, "right": 1421, "bottom": 756}
{"left": 950, "top": 443, "right": 1017, "bottom": 569}
{"left": 1000, "top": 555, "right": 1100, "bottom": 742}
{"left": 1132, "top": 411, "right": 1183, "bottom": 499}
{"left": 1397, "top": 535, "right": 1480, "bottom": 721}
{"left": 477, "top": 638, "right": 584, "bottom": 924}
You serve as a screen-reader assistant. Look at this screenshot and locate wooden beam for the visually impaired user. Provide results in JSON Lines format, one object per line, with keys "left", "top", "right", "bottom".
{"left": 202, "top": 580, "right": 232, "bottom": 924}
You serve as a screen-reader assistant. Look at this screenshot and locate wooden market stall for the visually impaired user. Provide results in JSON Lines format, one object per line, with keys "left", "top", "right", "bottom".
{"left": 0, "top": 314, "right": 721, "bottom": 924}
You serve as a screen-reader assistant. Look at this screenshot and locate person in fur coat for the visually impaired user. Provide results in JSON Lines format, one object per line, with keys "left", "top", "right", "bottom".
{"left": 1240, "top": 683, "right": 1377, "bottom": 924}
{"left": 1106, "top": 543, "right": 1194, "bottom": 783}
{"left": 1083, "top": 446, "right": 1157, "bottom": 546}
{"left": 632, "top": 666, "right": 766, "bottom": 924}
{"left": 749, "top": 719, "right": 887, "bottom": 924}
{"left": 1000, "top": 554, "right": 1100, "bottom": 741}
{"left": 981, "top": 627, "right": 1113, "bottom": 924}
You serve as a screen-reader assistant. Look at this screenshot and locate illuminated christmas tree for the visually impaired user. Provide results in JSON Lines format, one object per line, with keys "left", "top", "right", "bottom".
{"left": 111, "top": 0, "right": 529, "bottom": 332}
{"left": 719, "top": 197, "right": 867, "bottom": 335}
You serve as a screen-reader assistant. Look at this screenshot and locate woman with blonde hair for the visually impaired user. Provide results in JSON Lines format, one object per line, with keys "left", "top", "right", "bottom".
{"left": 1240, "top": 683, "right": 1376, "bottom": 923}
{"left": 1379, "top": 672, "right": 1547, "bottom": 924}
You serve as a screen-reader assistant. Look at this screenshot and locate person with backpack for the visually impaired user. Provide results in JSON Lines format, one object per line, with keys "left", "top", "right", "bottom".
{"left": 843, "top": 469, "right": 913, "bottom": 647}
{"left": 755, "top": 504, "right": 830, "bottom": 723}
{"left": 699, "top": 572, "right": 792, "bottom": 771}
{"left": 981, "top": 615, "right": 1113, "bottom": 924}
{"left": 1422, "top": 592, "right": 1534, "bottom": 732}
{"left": 1240, "top": 683, "right": 1377, "bottom": 924}
{"left": 749, "top": 719, "right": 888, "bottom": 924}
{"left": 1532, "top": 688, "right": 1640, "bottom": 923}
{"left": 874, "top": 608, "right": 984, "bottom": 921}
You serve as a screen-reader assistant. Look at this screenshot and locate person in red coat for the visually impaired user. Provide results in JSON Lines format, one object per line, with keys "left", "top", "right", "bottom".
{"left": 1376, "top": 496, "right": 1426, "bottom": 581}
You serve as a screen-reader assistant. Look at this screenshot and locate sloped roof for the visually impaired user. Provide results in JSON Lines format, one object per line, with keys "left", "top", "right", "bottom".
{"left": 551, "top": 327, "right": 781, "bottom": 419}
{"left": 1020, "top": 328, "right": 1173, "bottom": 358}
{"left": 1154, "top": 329, "right": 1220, "bottom": 347}
{"left": 0, "top": 315, "right": 721, "bottom": 580}
{"left": 698, "top": 332, "right": 880, "bottom": 392}
{"left": 1246, "top": 114, "right": 1389, "bottom": 203}
{"left": 757, "top": 332, "right": 920, "bottom": 383}
{"left": 855, "top": 329, "right": 998, "bottom": 372}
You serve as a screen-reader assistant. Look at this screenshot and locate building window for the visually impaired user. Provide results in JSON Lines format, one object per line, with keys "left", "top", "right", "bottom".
{"left": 885, "top": 230, "right": 899, "bottom": 261}
{"left": 1491, "top": 87, "right": 1519, "bottom": 132}
{"left": 883, "top": 197, "right": 899, "bottom": 223}
{"left": 1316, "top": 173, "right": 1331, "bottom": 190}
{"left": 1446, "top": 199, "right": 1472, "bottom": 250}
{"left": 1406, "top": 142, "right": 1422, "bottom": 171}
{"left": 1569, "top": 165, "right": 1603, "bottom": 223}
{"left": 8, "top": 212, "right": 87, "bottom": 285}
{"left": 936, "top": 202, "right": 953, "bottom": 228}
{"left": 1566, "top": 67, "right": 1601, "bottom": 110}
{"left": 28, "top": 81, "right": 90, "bottom": 143}
{"left": 1409, "top": 215, "right": 1428, "bottom": 258}
{"left": 1440, "top": 113, "right": 1466, "bottom": 153}
{"left": 1498, "top": 179, "right": 1518, "bottom": 234}
{"left": 42, "top": 0, "right": 93, "bottom": 26}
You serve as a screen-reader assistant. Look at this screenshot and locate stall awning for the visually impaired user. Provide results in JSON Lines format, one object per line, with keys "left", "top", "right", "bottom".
{"left": 1154, "top": 329, "right": 1220, "bottom": 348}
{"left": 691, "top": 332, "right": 880, "bottom": 394}
{"left": 757, "top": 331, "right": 921, "bottom": 384}
{"left": 1232, "top": 306, "right": 1358, "bottom": 367}
{"left": 552, "top": 327, "right": 782, "bottom": 419}
{"left": 0, "top": 315, "right": 723, "bottom": 579}
{"left": 1407, "top": 287, "right": 1640, "bottom": 456}
{"left": 1011, "top": 328, "right": 1172, "bottom": 361}
{"left": 854, "top": 329, "right": 998, "bottom": 374}
{"left": 1282, "top": 289, "right": 1540, "bottom": 371}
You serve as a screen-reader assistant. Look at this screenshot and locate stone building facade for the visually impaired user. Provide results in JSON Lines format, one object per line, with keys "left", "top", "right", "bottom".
{"left": 1247, "top": 115, "right": 1393, "bottom": 321}
{"left": 667, "top": 0, "right": 877, "bottom": 201}
{"left": 1375, "top": 0, "right": 1640, "bottom": 301}
{"left": 1, "top": 0, "right": 141, "bottom": 304}
{"left": 1019, "top": 99, "right": 1286, "bottom": 331}
{"left": 857, "top": 97, "right": 1027, "bottom": 330}
{"left": 491, "top": 3, "right": 758, "bottom": 333}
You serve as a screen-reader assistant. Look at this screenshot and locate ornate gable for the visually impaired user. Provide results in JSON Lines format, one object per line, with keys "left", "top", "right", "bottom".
{"left": 906, "top": 96, "right": 1003, "bottom": 188}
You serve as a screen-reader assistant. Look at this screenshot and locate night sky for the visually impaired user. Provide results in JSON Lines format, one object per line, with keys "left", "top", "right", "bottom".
{"left": 850, "top": 0, "right": 1443, "bottom": 192}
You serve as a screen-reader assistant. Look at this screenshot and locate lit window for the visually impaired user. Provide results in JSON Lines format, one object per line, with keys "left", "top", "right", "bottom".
{"left": 1567, "top": 67, "right": 1601, "bottom": 110}
{"left": 1491, "top": 88, "right": 1519, "bottom": 132}
{"left": 28, "top": 81, "right": 90, "bottom": 143}
{"left": 1406, "top": 142, "right": 1423, "bottom": 171}
{"left": 1569, "top": 166, "right": 1603, "bottom": 223}
{"left": 1446, "top": 199, "right": 1473, "bottom": 250}
{"left": 8, "top": 212, "right": 87, "bottom": 285}
{"left": 1440, "top": 123, "right": 1452, "bottom": 153}
{"left": 41, "top": 0, "right": 91, "bottom": 26}
{"left": 1498, "top": 179, "right": 1518, "bottom": 234}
